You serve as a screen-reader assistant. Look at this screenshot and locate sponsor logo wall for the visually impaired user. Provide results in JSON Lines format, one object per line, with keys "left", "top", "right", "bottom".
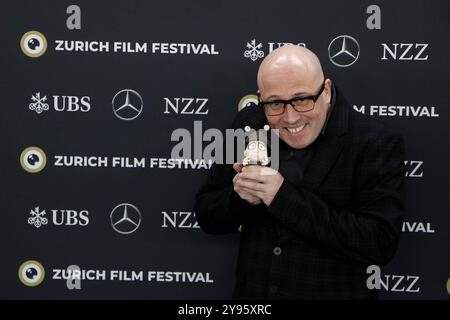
{"left": 2, "top": 0, "right": 449, "bottom": 299}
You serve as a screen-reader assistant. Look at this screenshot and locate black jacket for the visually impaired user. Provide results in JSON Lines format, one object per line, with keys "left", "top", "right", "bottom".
{"left": 194, "top": 87, "right": 406, "bottom": 299}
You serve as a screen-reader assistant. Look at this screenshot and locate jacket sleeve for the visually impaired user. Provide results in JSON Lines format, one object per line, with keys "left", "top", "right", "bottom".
{"left": 268, "top": 133, "right": 406, "bottom": 265}
{"left": 194, "top": 107, "right": 269, "bottom": 234}
{"left": 194, "top": 163, "right": 266, "bottom": 234}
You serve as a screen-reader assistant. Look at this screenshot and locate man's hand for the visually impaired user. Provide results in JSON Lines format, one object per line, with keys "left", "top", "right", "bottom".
{"left": 232, "top": 163, "right": 284, "bottom": 206}
{"left": 233, "top": 163, "right": 262, "bottom": 205}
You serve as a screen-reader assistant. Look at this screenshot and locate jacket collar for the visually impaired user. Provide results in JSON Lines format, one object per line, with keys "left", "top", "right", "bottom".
{"left": 301, "top": 85, "right": 350, "bottom": 190}
{"left": 322, "top": 84, "right": 348, "bottom": 138}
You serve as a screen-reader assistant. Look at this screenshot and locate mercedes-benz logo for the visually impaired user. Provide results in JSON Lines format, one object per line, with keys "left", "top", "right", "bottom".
{"left": 110, "top": 203, "right": 141, "bottom": 234}
{"left": 328, "top": 35, "right": 360, "bottom": 68}
{"left": 112, "top": 89, "right": 143, "bottom": 120}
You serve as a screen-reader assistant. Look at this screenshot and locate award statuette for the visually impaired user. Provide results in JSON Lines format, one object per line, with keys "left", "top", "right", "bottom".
{"left": 237, "top": 124, "right": 271, "bottom": 233}
{"left": 242, "top": 124, "right": 270, "bottom": 167}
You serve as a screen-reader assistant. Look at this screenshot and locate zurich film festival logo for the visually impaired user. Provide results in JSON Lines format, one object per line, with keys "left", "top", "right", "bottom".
{"left": 20, "top": 31, "right": 47, "bottom": 58}
{"left": 328, "top": 35, "right": 360, "bottom": 67}
{"left": 18, "top": 260, "right": 45, "bottom": 287}
{"left": 20, "top": 146, "right": 47, "bottom": 173}
{"left": 112, "top": 89, "right": 143, "bottom": 120}
{"left": 110, "top": 203, "right": 141, "bottom": 234}
{"left": 238, "top": 94, "right": 259, "bottom": 112}
{"left": 447, "top": 278, "right": 450, "bottom": 295}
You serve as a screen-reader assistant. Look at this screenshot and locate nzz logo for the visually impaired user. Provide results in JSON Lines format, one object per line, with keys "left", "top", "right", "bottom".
{"left": 163, "top": 97, "right": 209, "bottom": 115}
{"left": 381, "top": 43, "right": 429, "bottom": 61}
{"left": 366, "top": 266, "right": 420, "bottom": 293}
{"left": 28, "top": 206, "right": 89, "bottom": 228}
{"left": 405, "top": 160, "right": 423, "bottom": 178}
{"left": 28, "top": 92, "right": 91, "bottom": 114}
{"left": 161, "top": 211, "right": 199, "bottom": 229}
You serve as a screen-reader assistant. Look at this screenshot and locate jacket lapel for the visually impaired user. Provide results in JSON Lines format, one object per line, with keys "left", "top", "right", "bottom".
{"left": 301, "top": 86, "right": 350, "bottom": 191}
{"left": 301, "top": 135, "right": 346, "bottom": 190}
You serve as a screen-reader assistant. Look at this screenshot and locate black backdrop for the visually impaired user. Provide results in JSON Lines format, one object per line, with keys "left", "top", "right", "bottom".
{"left": 1, "top": 0, "right": 449, "bottom": 299}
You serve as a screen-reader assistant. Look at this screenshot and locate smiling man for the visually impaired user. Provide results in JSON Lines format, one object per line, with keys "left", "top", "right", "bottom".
{"left": 258, "top": 45, "right": 330, "bottom": 149}
{"left": 194, "top": 45, "right": 406, "bottom": 299}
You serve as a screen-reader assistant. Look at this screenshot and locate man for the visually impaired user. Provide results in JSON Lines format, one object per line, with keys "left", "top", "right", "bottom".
{"left": 194, "top": 45, "right": 405, "bottom": 299}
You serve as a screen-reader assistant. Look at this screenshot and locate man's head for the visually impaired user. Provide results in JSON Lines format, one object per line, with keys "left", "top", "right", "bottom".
{"left": 257, "top": 45, "right": 332, "bottom": 149}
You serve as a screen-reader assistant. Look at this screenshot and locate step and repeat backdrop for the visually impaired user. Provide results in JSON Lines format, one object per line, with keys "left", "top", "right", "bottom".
{"left": 1, "top": 0, "right": 449, "bottom": 299}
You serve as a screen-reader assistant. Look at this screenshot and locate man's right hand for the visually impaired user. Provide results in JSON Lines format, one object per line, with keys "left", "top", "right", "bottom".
{"left": 232, "top": 163, "right": 262, "bottom": 205}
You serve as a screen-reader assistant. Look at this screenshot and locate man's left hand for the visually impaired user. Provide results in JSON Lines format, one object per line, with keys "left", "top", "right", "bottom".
{"left": 234, "top": 165, "right": 284, "bottom": 206}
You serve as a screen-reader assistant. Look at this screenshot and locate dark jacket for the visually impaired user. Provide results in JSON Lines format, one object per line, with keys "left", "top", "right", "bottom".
{"left": 194, "top": 87, "right": 406, "bottom": 299}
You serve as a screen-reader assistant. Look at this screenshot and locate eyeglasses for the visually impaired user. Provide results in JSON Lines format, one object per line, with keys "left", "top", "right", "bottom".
{"left": 259, "top": 81, "right": 326, "bottom": 116}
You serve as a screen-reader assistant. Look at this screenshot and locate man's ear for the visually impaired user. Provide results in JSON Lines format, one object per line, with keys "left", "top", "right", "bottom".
{"left": 324, "top": 78, "right": 332, "bottom": 104}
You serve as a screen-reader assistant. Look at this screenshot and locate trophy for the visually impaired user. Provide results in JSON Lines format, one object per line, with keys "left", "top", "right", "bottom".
{"left": 242, "top": 124, "right": 271, "bottom": 167}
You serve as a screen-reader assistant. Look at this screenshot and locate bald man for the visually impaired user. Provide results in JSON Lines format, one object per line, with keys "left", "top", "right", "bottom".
{"left": 195, "top": 45, "right": 405, "bottom": 299}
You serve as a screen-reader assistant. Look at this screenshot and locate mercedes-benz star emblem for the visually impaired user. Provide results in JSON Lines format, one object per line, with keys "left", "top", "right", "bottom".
{"left": 112, "top": 89, "right": 143, "bottom": 120}
{"left": 328, "top": 35, "right": 360, "bottom": 68}
{"left": 110, "top": 203, "right": 141, "bottom": 234}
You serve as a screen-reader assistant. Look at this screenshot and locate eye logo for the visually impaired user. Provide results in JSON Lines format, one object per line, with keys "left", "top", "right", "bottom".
{"left": 20, "top": 146, "right": 47, "bottom": 173}
{"left": 18, "top": 260, "right": 45, "bottom": 287}
{"left": 20, "top": 31, "right": 48, "bottom": 58}
{"left": 238, "top": 94, "right": 259, "bottom": 112}
{"left": 447, "top": 278, "right": 450, "bottom": 295}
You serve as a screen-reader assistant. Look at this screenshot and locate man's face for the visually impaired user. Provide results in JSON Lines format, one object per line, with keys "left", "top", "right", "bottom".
{"left": 260, "top": 71, "right": 331, "bottom": 149}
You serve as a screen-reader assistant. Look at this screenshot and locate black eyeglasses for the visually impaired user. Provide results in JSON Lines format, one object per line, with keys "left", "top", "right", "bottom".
{"left": 259, "top": 81, "right": 325, "bottom": 116}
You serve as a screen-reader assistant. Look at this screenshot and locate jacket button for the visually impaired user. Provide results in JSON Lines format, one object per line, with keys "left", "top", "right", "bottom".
{"left": 273, "top": 247, "right": 282, "bottom": 255}
{"left": 270, "top": 285, "right": 278, "bottom": 294}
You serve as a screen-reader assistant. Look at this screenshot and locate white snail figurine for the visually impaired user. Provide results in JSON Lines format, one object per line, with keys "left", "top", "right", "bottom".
{"left": 242, "top": 125, "right": 270, "bottom": 167}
